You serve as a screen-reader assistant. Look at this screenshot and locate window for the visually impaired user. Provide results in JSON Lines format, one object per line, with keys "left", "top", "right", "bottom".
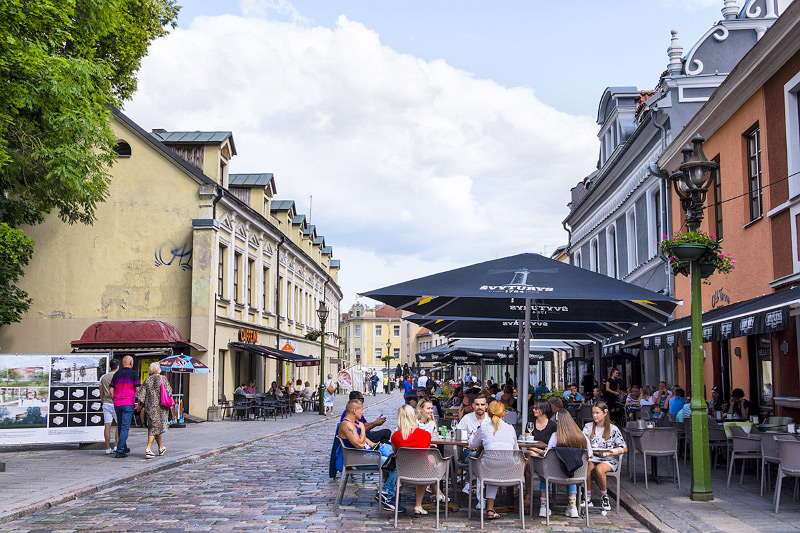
{"left": 393, "top": 348, "right": 400, "bottom": 359}
{"left": 247, "top": 259, "right": 254, "bottom": 307}
{"left": 711, "top": 161, "right": 723, "bottom": 240}
{"left": 354, "top": 348, "right": 361, "bottom": 362}
{"left": 233, "top": 253, "right": 241, "bottom": 302}
{"left": 393, "top": 325, "right": 400, "bottom": 337}
{"left": 113, "top": 141, "right": 131, "bottom": 157}
{"left": 626, "top": 208, "right": 637, "bottom": 272}
{"left": 574, "top": 251, "right": 582, "bottom": 269}
{"left": 606, "top": 225, "right": 618, "bottom": 279}
{"left": 354, "top": 324, "right": 361, "bottom": 337}
{"left": 747, "top": 127, "right": 763, "bottom": 221}
{"left": 218, "top": 245, "right": 226, "bottom": 297}
{"left": 590, "top": 238, "right": 599, "bottom": 273}
{"left": 375, "top": 324, "right": 382, "bottom": 337}
{"left": 262, "top": 267, "right": 269, "bottom": 311}
{"left": 648, "top": 188, "right": 662, "bottom": 257}
{"left": 375, "top": 347, "right": 383, "bottom": 360}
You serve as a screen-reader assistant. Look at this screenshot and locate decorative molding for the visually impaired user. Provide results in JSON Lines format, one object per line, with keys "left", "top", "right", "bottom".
{"left": 219, "top": 214, "right": 232, "bottom": 232}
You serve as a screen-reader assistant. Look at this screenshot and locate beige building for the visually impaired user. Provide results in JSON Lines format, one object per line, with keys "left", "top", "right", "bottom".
{"left": 0, "top": 109, "right": 342, "bottom": 419}
{"left": 339, "top": 304, "right": 413, "bottom": 375}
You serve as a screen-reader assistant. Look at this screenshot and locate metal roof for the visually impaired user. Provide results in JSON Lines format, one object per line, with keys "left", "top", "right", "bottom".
{"left": 229, "top": 173, "right": 274, "bottom": 187}
{"left": 322, "top": 246, "right": 333, "bottom": 255}
{"left": 330, "top": 259, "right": 341, "bottom": 268}
{"left": 292, "top": 215, "right": 306, "bottom": 225}
{"left": 303, "top": 224, "right": 316, "bottom": 236}
{"left": 270, "top": 200, "right": 295, "bottom": 211}
{"left": 151, "top": 130, "right": 232, "bottom": 144}
{"left": 313, "top": 236, "right": 325, "bottom": 245}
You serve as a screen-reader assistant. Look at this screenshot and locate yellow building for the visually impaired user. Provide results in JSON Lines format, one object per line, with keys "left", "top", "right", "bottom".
{"left": 0, "top": 109, "right": 342, "bottom": 419}
{"left": 339, "top": 304, "right": 407, "bottom": 376}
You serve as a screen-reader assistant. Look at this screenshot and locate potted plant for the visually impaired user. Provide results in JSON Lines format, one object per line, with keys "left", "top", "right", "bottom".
{"left": 304, "top": 329, "right": 322, "bottom": 341}
{"left": 660, "top": 231, "right": 735, "bottom": 283}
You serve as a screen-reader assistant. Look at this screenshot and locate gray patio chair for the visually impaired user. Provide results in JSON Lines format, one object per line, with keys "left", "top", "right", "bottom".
{"left": 774, "top": 438, "right": 800, "bottom": 513}
{"left": 708, "top": 426, "right": 730, "bottom": 468}
{"left": 727, "top": 435, "right": 761, "bottom": 487}
{"left": 761, "top": 433, "right": 781, "bottom": 496}
{"left": 633, "top": 427, "right": 680, "bottom": 489}
{"left": 578, "top": 404, "right": 594, "bottom": 426}
{"left": 467, "top": 449, "right": 526, "bottom": 529}
{"left": 639, "top": 406, "right": 652, "bottom": 420}
{"left": 601, "top": 454, "right": 625, "bottom": 514}
{"left": 394, "top": 447, "right": 450, "bottom": 529}
{"left": 682, "top": 419, "right": 692, "bottom": 466}
{"left": 334, "top": 437, "right": 383, "bottom": 509}
{"left": 531, "top": 448, "right": 590, "bottom": 527}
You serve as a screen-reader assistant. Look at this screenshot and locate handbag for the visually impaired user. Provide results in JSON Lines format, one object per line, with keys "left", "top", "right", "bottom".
{"left": 327, "top": 383, "right": 335, "bottom": 394}
{"left": 381, "top": 452, "right": 397, "bottom": 473}
{"left": 160, "top": 376, "right": 175, "bottom": 408}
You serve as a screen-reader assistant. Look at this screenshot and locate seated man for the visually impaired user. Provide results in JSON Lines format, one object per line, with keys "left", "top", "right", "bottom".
{"left": 340, "top": 391, "right": 390, "bottom": 444}
{"left": 456, "top": 393, "right": 491, "bottom": 493}
{"left": 458, "top": 393, "right": 476, "bottom": 421}
{"left": 625, "top": 385, "right": 642, "bottom": 420}
{"left": 562, "top": 384, "right": 584, "bottom": 403}
{"left": 234, "top": 382, "right": 247, "bottom": 396}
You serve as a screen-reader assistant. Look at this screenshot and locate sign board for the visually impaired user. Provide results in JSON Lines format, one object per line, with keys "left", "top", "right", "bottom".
{"left": 279, "top": 339, "right": 297, "bottom": 353}
{"left": 0, "top": 353, "right": 109, "bottom": 445}
{"left": 238, "top": 328, "right": 258, "bottom": 343}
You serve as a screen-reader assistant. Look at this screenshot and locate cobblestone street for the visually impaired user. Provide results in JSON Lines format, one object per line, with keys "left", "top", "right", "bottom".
{"left": 0, "top": 393, "right": 647, "bottom": 532}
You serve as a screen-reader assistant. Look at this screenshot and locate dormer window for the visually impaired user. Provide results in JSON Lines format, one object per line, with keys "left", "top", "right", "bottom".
{"left": 113, "top": 141, "right": 132, "bottom": 158}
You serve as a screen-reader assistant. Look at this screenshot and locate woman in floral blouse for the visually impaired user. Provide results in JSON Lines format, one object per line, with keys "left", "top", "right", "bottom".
{"left": 582, "top": 401, "right": 627, "bottom": 512}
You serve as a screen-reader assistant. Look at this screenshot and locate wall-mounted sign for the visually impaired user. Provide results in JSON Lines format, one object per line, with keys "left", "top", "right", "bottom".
{"left": 238, "top": 329, "right": 258, "bottom": 344}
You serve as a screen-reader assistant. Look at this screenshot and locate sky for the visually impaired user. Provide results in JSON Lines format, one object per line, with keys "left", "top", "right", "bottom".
{"left": 124, "top": 0, "right": 730, "bottom": 309}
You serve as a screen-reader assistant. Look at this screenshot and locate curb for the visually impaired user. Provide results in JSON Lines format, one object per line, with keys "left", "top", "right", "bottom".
{"left": 611, "top": 486, "right": 680, "bottom": 533}
{"left": 0, "top": 393, "right": 398, "bottom": 524}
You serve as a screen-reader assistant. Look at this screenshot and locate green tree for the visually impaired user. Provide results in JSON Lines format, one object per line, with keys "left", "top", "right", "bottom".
{"left": 0, "top": 0, "right": 179, "bottom": 325}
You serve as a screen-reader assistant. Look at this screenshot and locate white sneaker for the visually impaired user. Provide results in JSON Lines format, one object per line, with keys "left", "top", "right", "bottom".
{"left": 104, "top": 448, "right": 113, "bottom": 455}
{"left": 538, "top": 505, "right": 551, "bottom": 517}
{"left": 565, "top": 505, "right": 579, "bottom": 518}
{"left": 462, "top": 482, "right": 470, "bottom": 494}
{"left": 476, "top": 499, "right": 486, "bottom": 509}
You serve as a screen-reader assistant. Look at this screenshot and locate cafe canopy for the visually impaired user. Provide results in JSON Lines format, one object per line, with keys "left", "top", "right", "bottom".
{"left": 406, "top": 314, "right": 625, "bottom": 340}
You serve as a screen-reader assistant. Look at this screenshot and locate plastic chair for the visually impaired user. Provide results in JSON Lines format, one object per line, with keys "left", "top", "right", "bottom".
{"left": 394, "top": 447, "right": 450, "bottom": 529}
{"left": 639, "top": 406, "right": 652, "bottom": 420}
{"left": 727, "top": 435, "right": 762, "bottom": 487}
{"left": 334, "top": 437, "right": 383, "bottom": 509}
{"left": 633, "top": 427, "right": 680, "bottom": 489}
{"left": 467, "top": 450, "right": 526, "bottom": 529}
{"left": 218, "top": 394, "right": 232, "bottom": 419}
{"left": 600, "top": 455, "right": 624, "bottom": 513}
{"left": 761, "top": 433, "right": 781, "bottom": 496}
{"left": 774, "top": 438, "right": 800, "bottom": 513}
{"left": 531, "top": 448, "right": 590, "bottom": 527}
{"left": 232, "top": 393, "right": 252, "bottom": 420}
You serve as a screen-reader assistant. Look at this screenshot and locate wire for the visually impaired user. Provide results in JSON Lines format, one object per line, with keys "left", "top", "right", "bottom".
{"left": 714, "top": 169, "right": 799, "bottom": 207}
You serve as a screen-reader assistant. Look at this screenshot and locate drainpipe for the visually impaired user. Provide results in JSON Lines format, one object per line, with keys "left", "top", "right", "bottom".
{"left": 562, "top": 220, "right": 573, "bottom": 263}
{"left": 210, "top": 186, "right": 223, "bottom": 406}
{"left": 275, "top": 236, "right": 285, "bottom": 349}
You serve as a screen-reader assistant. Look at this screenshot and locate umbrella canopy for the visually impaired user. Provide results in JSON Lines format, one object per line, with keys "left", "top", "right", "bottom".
{"left": 158, "top": 354, "right": 210, "bottom": 374}
{"left": 406, "top": 314, "right": 627, "bottom": 340}
{"left": 362, "top": 253, "right": 677, "bottom": 324}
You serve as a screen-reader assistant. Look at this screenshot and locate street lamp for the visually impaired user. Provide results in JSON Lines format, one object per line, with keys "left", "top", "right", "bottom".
{"left": 667, "top": 134, "right": 718, "bottom": 502}
{"left": 384, "top": 338, "right": 392, "bottom": 387}
{"left": 317, "top": 301, "right": 329, "bottom": 416}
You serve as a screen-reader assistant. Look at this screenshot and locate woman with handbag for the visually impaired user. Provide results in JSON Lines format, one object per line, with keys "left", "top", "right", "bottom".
{"left": 135, "top": 362, "right": 173, "bottom": 458}
{"left": 323, "top": 374, "right": 336, "bottom": 416}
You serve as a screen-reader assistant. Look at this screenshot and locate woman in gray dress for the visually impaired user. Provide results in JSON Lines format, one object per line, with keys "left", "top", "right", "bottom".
{"left": 136, "top": 361, "right": 172, "bottom": 458}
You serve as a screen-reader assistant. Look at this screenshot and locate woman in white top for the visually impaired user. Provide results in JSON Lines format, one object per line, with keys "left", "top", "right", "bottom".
{"left": 582, "top": 402, "right": 626, "bottom": 511}
{"left": 468, "top": 400, "right": 519, "bottom": 520}
{"left": 323, "top": 374, "right": 336, "bottom": 416}
{"left": 416, "top": 399, "right": 448, "bottom": 503}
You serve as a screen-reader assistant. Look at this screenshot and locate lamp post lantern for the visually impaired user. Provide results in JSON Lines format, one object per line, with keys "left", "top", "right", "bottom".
{"left": 668, "top": 134, "right": 718, "bottom": 501}
{"left": 317, "top": 301, "right": 329, "bottom": 416}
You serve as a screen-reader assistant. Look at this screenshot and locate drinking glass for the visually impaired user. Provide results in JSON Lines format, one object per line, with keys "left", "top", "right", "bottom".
{"left": 451, "top": 419, "right": 458, "bottom": 432}
{"left": 526, "top": 421, "right": 534, "bottom": 435}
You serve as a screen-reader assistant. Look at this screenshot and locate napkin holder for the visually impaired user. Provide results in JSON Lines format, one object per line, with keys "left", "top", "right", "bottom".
{"left": 456, "top": 428, "right": 467, "bottom": 441}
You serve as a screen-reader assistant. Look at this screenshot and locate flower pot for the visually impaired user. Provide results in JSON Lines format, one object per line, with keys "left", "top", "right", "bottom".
{"left": 669, "top": 243, "right": 708, "bottom": 261}
{"left": 700, "top": 262, "right": 716, "bottom": 279}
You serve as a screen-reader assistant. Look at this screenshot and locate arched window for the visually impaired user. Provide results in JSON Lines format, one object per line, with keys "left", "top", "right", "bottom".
{"left": 113, "top": 140, "right": 132, "bottom": 157}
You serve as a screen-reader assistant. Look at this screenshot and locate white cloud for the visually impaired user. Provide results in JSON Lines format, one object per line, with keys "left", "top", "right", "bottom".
{"left": 125, "top": 10, "right": 598, "bottom": 307}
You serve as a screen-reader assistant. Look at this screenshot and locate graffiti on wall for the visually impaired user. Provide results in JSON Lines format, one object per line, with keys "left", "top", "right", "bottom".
{"left": 155, "top": 241, "right": 192, "bottom": 271}
{"left": 192, "top": 278, "right": 210, "bottom": 306}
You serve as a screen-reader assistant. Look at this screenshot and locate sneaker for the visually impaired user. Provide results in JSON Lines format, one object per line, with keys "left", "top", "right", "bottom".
{"left": 112, "top": 446, "right": 117, "bottom": 452}
{"left": 538, "top": 505, "right": 551, "bottom": 517}
{"left": 565, "top": 505, "right": 579, "bottom": 518}
{"left": 374, "top": 490, "right": 390, "bottom": 502}
{"left": 601, "top": 494, "right": 611, "bottom": 511}
{"left": 114, "top": 452, "right": 128, "bottom": 458}
{"left": 104, "top": 448, "right": 113, "bottom": 455}
{"left": 382, "top": 500, "right": 405, "bottom": 513}
{"left": 585, "top": 499, "right": 595, "bottom": 508}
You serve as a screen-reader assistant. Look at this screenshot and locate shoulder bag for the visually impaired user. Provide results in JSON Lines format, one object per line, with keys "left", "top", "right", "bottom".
{"left": 327, "top": 382, "right": 335, "bottom": 394}
{"left": 160, "top": 375, "right": 175, "bottom": 408}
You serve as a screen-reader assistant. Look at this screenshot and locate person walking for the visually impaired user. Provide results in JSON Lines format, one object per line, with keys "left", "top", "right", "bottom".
{"left": 109, "top": 355, "right": 140, "bottom": 459}
{"left": 136, "top": 362, "right": 173, "bottom": 458}
{"left": 99, "top": 358, "right": 120, "bottom": 454}
{"left": 323, "top": 374, "right": 336, "bottom": 416}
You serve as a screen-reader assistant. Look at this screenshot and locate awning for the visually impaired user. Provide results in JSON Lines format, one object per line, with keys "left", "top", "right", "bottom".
{"left": 229, "top": 342, "right": 320, "bottom": 367}
{"left": 641, "top": 286, "right": 800, "bottom": 348}
{"left": 72, "top": 320, "right": 206, "bottom": 352}
{"left": 603, "top": 323, "right": 663, "bottom": 355}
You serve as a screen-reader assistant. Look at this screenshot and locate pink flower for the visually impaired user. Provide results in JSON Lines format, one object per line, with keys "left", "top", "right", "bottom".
{"left": 710, "top": 235, "right": 716, "bottom": 239}
{"left": 732, "top": 260, "right": 737, "bottom": 264}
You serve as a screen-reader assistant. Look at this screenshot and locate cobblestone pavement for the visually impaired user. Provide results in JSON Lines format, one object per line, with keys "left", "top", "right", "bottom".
{"left": 0, "top": 394, "right": 648, "bottom": 532}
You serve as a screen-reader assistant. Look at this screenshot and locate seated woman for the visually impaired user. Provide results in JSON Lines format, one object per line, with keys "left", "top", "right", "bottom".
{"left": 468, "top": 400, "right": 519, "bottom": 520}
{"left": 301, "top": 381, "right": 313, "bottom": 400}
{"left": 523, "top": 399, "right": 557, "bottom": 506}
{"left": 382, "top": 404, "right": 433, "bottom": 516}
{"left": 268, "top": 381, "right": 283, "bottom": 399}
{"left": 416, "top": 399, "right": 448, "bottom": 504}
{"left": 727, "top": 388, "right": 752, "bottom": 420}
{"left": 533, "top": 409, "right": 593, "bottom": 518}
{"left": 245, "top": 381, "right": 257, "bottom": 394}
{"left": 582, "top": 402, "right": 626, "bottom": 511}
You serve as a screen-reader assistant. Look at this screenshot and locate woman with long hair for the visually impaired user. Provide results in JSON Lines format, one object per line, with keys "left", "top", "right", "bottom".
{"left": 382, "top": 404, "right": 433, "bottom": 516}
{"left": 526, "top": 399, "right": 557, "bottom": 456}
{"left": 536, "top": 409, "right": 593, "bottom": 518}
{"left": 416, "top": 399, "right": 448, "bottom": 504}
{"left": 582, "top": 402, "right": 626, "bottom": 511}
{"left": 468, "top": 400, "right": 519, "bottom": 520}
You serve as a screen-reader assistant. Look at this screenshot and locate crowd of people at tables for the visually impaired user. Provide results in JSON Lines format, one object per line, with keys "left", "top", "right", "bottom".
{"left": 233, "top": 379, "right": 315, "bottom": 411}
{"left": 334, "top": 367, "right": 754, "bottom": 520}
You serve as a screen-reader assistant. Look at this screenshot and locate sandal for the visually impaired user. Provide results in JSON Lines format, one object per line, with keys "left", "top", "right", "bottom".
{"left": 486, "top": 510, "right": 501, "bottom": 520}
{"left": 413, "top": 506, "right": 428, "bottom": 517}
{"left": 145, "top": 449, "right": 156, "bottom": 458}
{"left": 158, "top": 447, "right": 167, "bottom": 456}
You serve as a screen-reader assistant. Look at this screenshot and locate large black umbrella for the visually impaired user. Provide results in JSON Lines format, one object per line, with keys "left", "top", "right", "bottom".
{"left": 362, "top": 253, "right": 678, "bottom": 431}
{"left": 406, "top": 314, "right": 627, "bottom": 340}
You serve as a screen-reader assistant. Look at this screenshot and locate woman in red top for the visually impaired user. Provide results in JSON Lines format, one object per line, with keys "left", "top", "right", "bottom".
{"left": 390, "top": 404, "right": 432, "bottom": 516}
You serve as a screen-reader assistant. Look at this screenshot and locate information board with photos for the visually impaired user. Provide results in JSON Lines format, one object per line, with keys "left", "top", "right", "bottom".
{"left": 0, "top": 353, "right": 109, "bottom": 445}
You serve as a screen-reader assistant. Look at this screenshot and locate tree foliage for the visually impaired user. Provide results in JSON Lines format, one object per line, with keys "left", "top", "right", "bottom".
{"left": 0, "top": 0, "right": 179, "bottom": 325}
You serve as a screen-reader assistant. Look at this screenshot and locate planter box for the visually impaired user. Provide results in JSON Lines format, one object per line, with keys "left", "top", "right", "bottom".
{"left": 207, "top": 405, "right": 223, "bottom": 422}
{"left": 700, "top": 262, "right": 716, "bottom": 279}
{"left": 669, "top": 243, "right": 708, "bottom": 261}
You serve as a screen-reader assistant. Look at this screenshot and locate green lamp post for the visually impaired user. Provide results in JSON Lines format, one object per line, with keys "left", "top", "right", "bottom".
{"left": 317, "top": 301, "right": 329, "bottom": 416}
{"left": 383, "top": 338, "right": 392, "bottom": 386}
{"left": 668, "top": 134, "right": 719, "bottom": 501}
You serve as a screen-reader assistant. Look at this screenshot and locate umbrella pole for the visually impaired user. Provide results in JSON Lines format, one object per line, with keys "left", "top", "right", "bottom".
{"left": 521, "top": 299, "right": 531, "bottom": 432}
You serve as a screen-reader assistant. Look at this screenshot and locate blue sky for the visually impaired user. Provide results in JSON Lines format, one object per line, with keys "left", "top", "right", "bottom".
{"left": 127, "top": 0, "right": 732, "bottom": 308}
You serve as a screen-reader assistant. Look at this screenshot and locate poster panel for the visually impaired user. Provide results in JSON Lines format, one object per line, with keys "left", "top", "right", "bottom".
{"left": 0, "top": 353, "right": 109, "bottom": 445}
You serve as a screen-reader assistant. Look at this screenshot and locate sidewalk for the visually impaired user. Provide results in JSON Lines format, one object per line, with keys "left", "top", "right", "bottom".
{"left": 0, "top": 391, "right": 396, "bottom": 524}
{"left": 618, "top": 451, "right": 800, "bottom": 532}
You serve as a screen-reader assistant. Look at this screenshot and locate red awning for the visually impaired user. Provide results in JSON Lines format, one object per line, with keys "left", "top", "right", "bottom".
{"left": 72, "top": 321, "right": 205, "bottom": 351}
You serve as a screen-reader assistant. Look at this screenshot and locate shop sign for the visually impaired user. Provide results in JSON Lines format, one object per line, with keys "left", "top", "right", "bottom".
{"left": 238, "top": 329, "right": 258, "bottom": 343}
{"left": 0, "top": 353, "right": 109, "bottom": 446}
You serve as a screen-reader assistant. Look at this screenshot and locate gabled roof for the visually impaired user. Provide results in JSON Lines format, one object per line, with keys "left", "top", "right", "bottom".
{"left": 292, "top": 214, "right": 306, "bottom": 225}
{"left": 229, "top": 173, "right": 274, "bottom": 188}
{"left": 375, "top": 305, "right": 402, "bottom": 318}
{"left": 313, "top": 236, "right": 325, "bottom": 246}
{"left": 416, "top": 327, "right": 432, "bottom": 337}
{"left": 270, "top": 200, "right": 295, "bottom": 211}
{"left": 151, "top": 130, "right": 236, "bottom": 154}
{"left": 112, "top": 109, "right": 216, "bottom": 187}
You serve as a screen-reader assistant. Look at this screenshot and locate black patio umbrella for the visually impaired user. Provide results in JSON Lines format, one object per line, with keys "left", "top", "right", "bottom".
{"left": 406, "top": 314, "right": 628, "bottom": 340}
{"left": 362, "top": 252, "right": 679, "bottom": 431}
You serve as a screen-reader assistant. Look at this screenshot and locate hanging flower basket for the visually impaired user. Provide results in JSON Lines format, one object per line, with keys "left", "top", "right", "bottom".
{"left": 660, "top": 230, "right": 735, "bottom": 284}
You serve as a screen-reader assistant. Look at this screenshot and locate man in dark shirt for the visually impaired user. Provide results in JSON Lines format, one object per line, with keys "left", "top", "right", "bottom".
{"left": 109, "top": 355, "right": 140, "bottom": 458}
